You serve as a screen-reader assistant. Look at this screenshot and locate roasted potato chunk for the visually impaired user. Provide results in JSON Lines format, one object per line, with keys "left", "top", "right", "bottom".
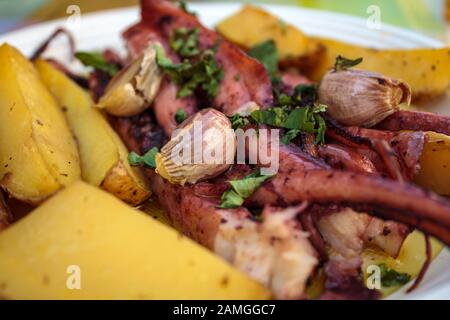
{"left": 362, "top": 230, "right": 443, "bottom": 297}
{"left": 217, "top": 5, "right": 322, "bottom": 65}
{"left": 0, "top": 181, "right": 270, "bottom": 299}
{"left": 0, "top": 44, "right": 80, "bottom": 204}
{"left": 415, "top": 132, "right": 450, "bottom": 196}
{"left": 310, "top": 37, "right": 450, "bottom": 101}
{"left": 218, "top": 6, "right": 450, "bottom": 101}
{"left": 36, "top": 60, "right": 150, "bottom": 206}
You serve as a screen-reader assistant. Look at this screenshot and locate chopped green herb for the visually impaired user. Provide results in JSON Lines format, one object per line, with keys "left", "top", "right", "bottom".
{"left": 251, "top": 107, "right": 285, "bottom": 128}
{"left": 155, "top": 44, "right": 224, "bottom": 99}
{"left": 177, "top": 1, "right": 197, "bottom": 16}
{"left": 234, "top": 74, "right": 241, "bottom": 82}
{"left": 276, "top": 93, "right": 292, "bottom": 106}
{"left": 219, "top": 189, "right": 245, "bottom": 209}
{"left": 250, "top": 104, "right": 327, "bottom": 145}
{"left": 175, "top": 108, "right": 188, "bottom": 124}
{"left": 248, "top": 40, "right": 279, "bottom": 81}
{"left": 128, "top": 147, "right": 159, "bottom": 168}
{"left": 229, "top": 113, "right": 249, "bottom": 130}
{"left": 75, "top": 51, "right": 118, "bottom": 76}
{"left": 155, "top": 45, "right": 190, "bottom": 80}
{"left": 314, "top": 111, "right": 327, "bottom": 145}
{"left": 281, "top": 129, "right": 301, "bottom": 145}
{"left": 219, "top": 170, "right": 273, "bottom": 209}
{"left": 170, "top": 28, "right": 200, "bottom": 58}
{"left": 312, "top": 103, "right": 327, "bottom": 113}
{"left": 377, "top": 263, "right": 411, "bottom": 287}
{"left": 293, "top": 84, "right": 318, "bottom": 107}
{"left": 334, "top": 55, "right": 363, "bottom": 72}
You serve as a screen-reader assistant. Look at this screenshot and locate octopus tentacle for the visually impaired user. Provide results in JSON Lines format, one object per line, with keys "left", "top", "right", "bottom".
{"left": 378, "top": 110, "right": 450, "bottom": 136}
{"left": 137, "top": 0, "right": 274, "bottom": 115}
{"left": 252, "top": 168, "right": 450, "bottom": 246}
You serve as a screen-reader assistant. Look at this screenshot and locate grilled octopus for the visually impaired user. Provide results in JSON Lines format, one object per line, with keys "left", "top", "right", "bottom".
{"left": 109, "top": 0, "right": 450, "bottom": 300}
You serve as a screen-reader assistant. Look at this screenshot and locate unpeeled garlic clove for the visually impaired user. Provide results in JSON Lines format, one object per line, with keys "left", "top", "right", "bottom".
{"left": 156, "top": 108, "right": 236, "bottom": 185}
{"left": 96, "top": 44, "right": 163, "bottom": 117}
{"left": 318, "top": 69, "right": 411, "bottom": 128}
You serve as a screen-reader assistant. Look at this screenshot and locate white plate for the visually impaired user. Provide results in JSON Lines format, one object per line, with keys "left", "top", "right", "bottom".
{"left": 0, "top": 3, "right": 449, "bottom": 300}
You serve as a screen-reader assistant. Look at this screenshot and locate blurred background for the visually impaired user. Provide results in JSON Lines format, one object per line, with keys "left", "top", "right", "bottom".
{"left": 0, "top": 0, "right": 449, "bottom": 42}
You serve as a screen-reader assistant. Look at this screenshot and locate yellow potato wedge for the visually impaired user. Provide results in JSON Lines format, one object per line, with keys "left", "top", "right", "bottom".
{"left": 310, "top": 37, "right": 450, "bottom": 101}
{"left": 218, "top": 7, "right": 449, "bottom": 100}
{"left": 0, "top": 181, "right": 270, "bottom": 300}
{"left": 363, "top": 230, "right": 443, "bottom": 297}
{"left": 0, "top": 44, "right": 80, "bottom": 204}
{"left": 415, "top": 132, "right": 450, "bottom": 196}
{"left": 36, "top": 60, "right": 150, "bottom": 206}
{"left": 306, "top": 230, "right": 443, "bottom": 298}
{"left": 217, "top": 5, "right": 322, "bottom": 65}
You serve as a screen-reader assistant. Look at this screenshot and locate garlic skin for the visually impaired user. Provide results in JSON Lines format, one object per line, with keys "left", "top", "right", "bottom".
{"left": 96, "top": 45, "right": 163, "bottom": 117}
{"left": 318, "top": 70, "right": 411, "bottom": 128}
{"left": 156, "top": 108, "right": 236, "bottom": 185}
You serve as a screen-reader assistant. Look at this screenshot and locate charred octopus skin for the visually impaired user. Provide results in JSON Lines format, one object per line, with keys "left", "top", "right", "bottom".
{"left": 377, "top": 110, "right": 450, "bottom": 137}
{"left": 125, "top": 0, "right": 274, "bottom": 117}
{"left": 110, "top": 0, "right": 450, "bottom": 300}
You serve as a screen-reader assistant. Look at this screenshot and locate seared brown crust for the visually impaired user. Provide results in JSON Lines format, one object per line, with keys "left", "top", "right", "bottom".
{"left": 377, "top": 110, "right": 450, "bottom": 136}
{"left": 109, "top": 111, "right": 166, "bottom": 154}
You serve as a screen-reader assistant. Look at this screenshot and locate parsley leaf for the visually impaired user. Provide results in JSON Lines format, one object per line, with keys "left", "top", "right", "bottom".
{"left": 281, "top": 129, "right": 301, "bottom": 145}
{"left": 75, "top": 51, "right": 118, "bottom": 76}
{"left": 276, "top": 93, "right": 292, "bottom": 106}
{"left": 251, "top": 107, "right": 289, "bottom": 128}
{"left": 155, "top": 42, "right": 223, "bottom": 99}
{"left": 170, "top": 28, "right": 200, "bottom": 58}
{"left": 248, "top": 40, "right": 279, "bottom": 81}
{"left": 229, "top": 114, "right": 249, "bottom": 130}
{"left": 177, "top": 1, "right": 197, "bottom": 16}
{"left": 155, "top": 45, "right": 190, "bottom": 82}
{"left": 219, "top": 189, "right": 245, "bottom": 209}
{"left": 219, "top": 170, "right": 273, "bottom": 209}
{"left": 334, "top": 55, "right": 363, "bottom": 72}
{"left": 378, "top": 263, "right": 411, "bottom": 287}
{"left": 175, "top": 108, "right": 188, "bottom": 124}
{"left": 128, "top": 147, "right": 159, "bottom": 168}
{"left": 314, "top": 111, "right": 327, "bottom": 145}
{"left": 293, "top": 84, "right": 318, "bottom": 107}
{"left": 250, "top": 105, "right": 327, "bottom": 145}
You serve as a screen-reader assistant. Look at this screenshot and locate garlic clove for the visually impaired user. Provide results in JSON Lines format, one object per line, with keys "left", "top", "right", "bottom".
{"left": 96, "top": 44, "right": 163, "bottom": 117}
{"left": 156, "top": 108, "right": 236, "bottom": 185}
{"left": 318, "top": 69, "right": 411, "bottom": 128}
